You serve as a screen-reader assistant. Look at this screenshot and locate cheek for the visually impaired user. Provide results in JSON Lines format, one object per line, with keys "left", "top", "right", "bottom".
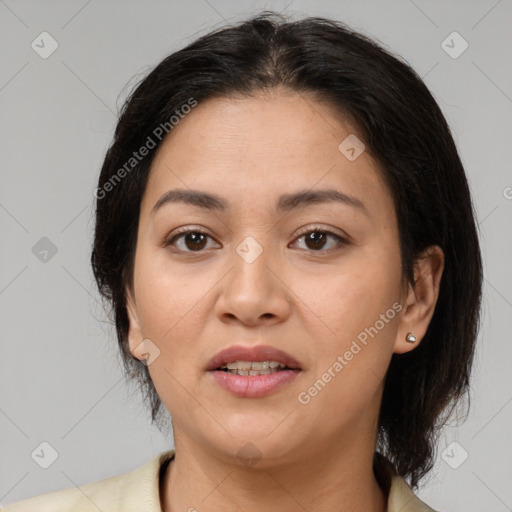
{"left": 134, "top": 243, "right": 203, "bottom": 329}
{"left": 292, "top": 247, "right": 401, "bottom": 403}
{"left": 293, "top": 246, "right": 402, "bottom": 345}
{"left": 132, "top": 254, "right": 212, "bottom": 413}
{"left": 132, "top": 248, "right": 214, "bottom": 376}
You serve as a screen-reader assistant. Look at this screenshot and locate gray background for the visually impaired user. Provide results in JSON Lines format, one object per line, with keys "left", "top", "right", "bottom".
{"left": 1, "top": 1, "right": 511, "bottom": 510}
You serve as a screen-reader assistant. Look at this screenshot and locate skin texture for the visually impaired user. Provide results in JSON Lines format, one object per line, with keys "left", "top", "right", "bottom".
{"left": 125, "top": 88, "right": 444, "bottom": 512}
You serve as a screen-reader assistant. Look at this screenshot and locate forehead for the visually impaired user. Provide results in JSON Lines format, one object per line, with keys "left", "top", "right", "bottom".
{"left": 141, "top": 90, "right": 394, "bottom": 223}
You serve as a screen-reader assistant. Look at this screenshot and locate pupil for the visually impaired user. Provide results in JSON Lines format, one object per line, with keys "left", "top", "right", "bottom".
{"left": 186, "top": 232, "right": 207, "bottom": 251}
{"left": 306, "top": 232, "right": 326, "bottom": 250}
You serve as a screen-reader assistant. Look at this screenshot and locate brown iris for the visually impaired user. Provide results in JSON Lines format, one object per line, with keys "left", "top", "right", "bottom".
{"left": 184, "top": 232, "right": 208, "bottom": 251}
{"left": 304, "top": 231, "right": 328, "bottom": 250}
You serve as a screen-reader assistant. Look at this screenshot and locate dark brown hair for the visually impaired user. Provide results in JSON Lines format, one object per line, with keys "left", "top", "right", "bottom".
{"left": 91, "top": 11, "right": 483, "bottom": 489}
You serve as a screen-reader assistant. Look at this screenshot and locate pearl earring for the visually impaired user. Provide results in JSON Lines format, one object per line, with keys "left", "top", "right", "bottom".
{"left": 405, "top": 332, "right": 417, "bottom": 343}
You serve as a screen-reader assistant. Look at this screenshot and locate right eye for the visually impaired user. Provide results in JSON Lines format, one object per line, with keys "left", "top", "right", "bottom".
{"left": 164, "top": 229, "right": 220, "bottom": 253}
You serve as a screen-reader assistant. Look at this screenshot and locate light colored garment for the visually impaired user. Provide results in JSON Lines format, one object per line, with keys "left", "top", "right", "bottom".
{"left": 1, "top": 450, "right": 438, "bottom": 511}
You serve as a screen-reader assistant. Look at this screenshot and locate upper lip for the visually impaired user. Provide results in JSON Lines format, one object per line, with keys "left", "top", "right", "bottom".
{"left": 206, "top": 344, "right": 302, "bottom": 371}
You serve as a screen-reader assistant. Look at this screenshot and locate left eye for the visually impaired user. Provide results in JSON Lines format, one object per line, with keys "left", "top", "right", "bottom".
{"left": 291, "top": 230, "right": 346, "bottom": 252}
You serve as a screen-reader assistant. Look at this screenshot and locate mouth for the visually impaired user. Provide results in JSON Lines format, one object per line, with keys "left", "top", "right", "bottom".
{"left": 206, "top": 344, "right": 302, "bottom": 398}
{"left": 206, "top": 344, "right": 302, "bottom": 372}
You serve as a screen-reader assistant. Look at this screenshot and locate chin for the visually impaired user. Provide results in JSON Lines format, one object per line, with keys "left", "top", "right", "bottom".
{"left": 216, "top": 437, "right": 303, "bottom": 470}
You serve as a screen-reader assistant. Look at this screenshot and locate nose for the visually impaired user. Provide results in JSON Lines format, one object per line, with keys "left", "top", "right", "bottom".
{"left": 214, "top": 243, "right": 291, "bottom": 327}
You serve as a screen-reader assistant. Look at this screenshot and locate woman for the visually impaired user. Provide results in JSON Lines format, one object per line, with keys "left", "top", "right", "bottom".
{"left": 2, "top": 11, "right": 482, "bottom": 512}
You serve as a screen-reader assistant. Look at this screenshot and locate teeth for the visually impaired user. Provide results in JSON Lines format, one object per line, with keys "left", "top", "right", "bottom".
{"left": 220, "top": 360, "right": 286, "bottom": 370}
{"left": 226, "top": 368, "right": 278, "bottom": 376}
{"left": 219, "top": 360, "right": 290, "bottom": 375}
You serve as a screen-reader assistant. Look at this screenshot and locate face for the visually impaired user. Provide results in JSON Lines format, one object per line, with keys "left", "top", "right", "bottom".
{"left": 126, "top": 88, "right": 425, "bottom": 466}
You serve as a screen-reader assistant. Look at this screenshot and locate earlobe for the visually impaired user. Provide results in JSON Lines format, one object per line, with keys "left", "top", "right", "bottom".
{"left": 394, "top": 245, "right": 444, "bottom": 354}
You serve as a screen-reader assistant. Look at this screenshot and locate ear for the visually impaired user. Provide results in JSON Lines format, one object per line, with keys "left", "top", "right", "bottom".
{"left": 394, "top": 245, "right": 444, "bottom": 354}
{"left": 125, "top": 286, "right": 144, "bottom": 360}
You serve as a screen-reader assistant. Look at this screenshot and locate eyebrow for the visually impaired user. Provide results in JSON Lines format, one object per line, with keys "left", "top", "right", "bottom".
{"left": 151, "top": 188, "right": 369, "bottom": 216}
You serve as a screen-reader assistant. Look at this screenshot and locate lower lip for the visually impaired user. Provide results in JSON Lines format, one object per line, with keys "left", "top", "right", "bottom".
{"left": 209, "top": 369, "right": 300, "bottom": 398}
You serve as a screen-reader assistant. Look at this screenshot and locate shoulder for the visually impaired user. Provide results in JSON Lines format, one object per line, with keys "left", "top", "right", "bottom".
{"left": 388, "top": 475, "right": 440, "bottom": 512}
{"left": 0, "top": 473, "right": 121, "bottom": 512}
{"left": 0, "top": 450, "right": 174, "bottom": 512}
{"left": 374, "top": 452, "right": 440, "bottom": 512}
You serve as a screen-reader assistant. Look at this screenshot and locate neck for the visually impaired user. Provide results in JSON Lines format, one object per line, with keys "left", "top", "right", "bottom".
{"left": 161, "top": 438, "right": 387, "bottom": 512}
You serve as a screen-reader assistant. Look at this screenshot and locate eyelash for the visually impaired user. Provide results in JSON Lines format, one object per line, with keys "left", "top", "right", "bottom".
{"left": 163, "top": 225, "right": 348, "bottom": 254}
